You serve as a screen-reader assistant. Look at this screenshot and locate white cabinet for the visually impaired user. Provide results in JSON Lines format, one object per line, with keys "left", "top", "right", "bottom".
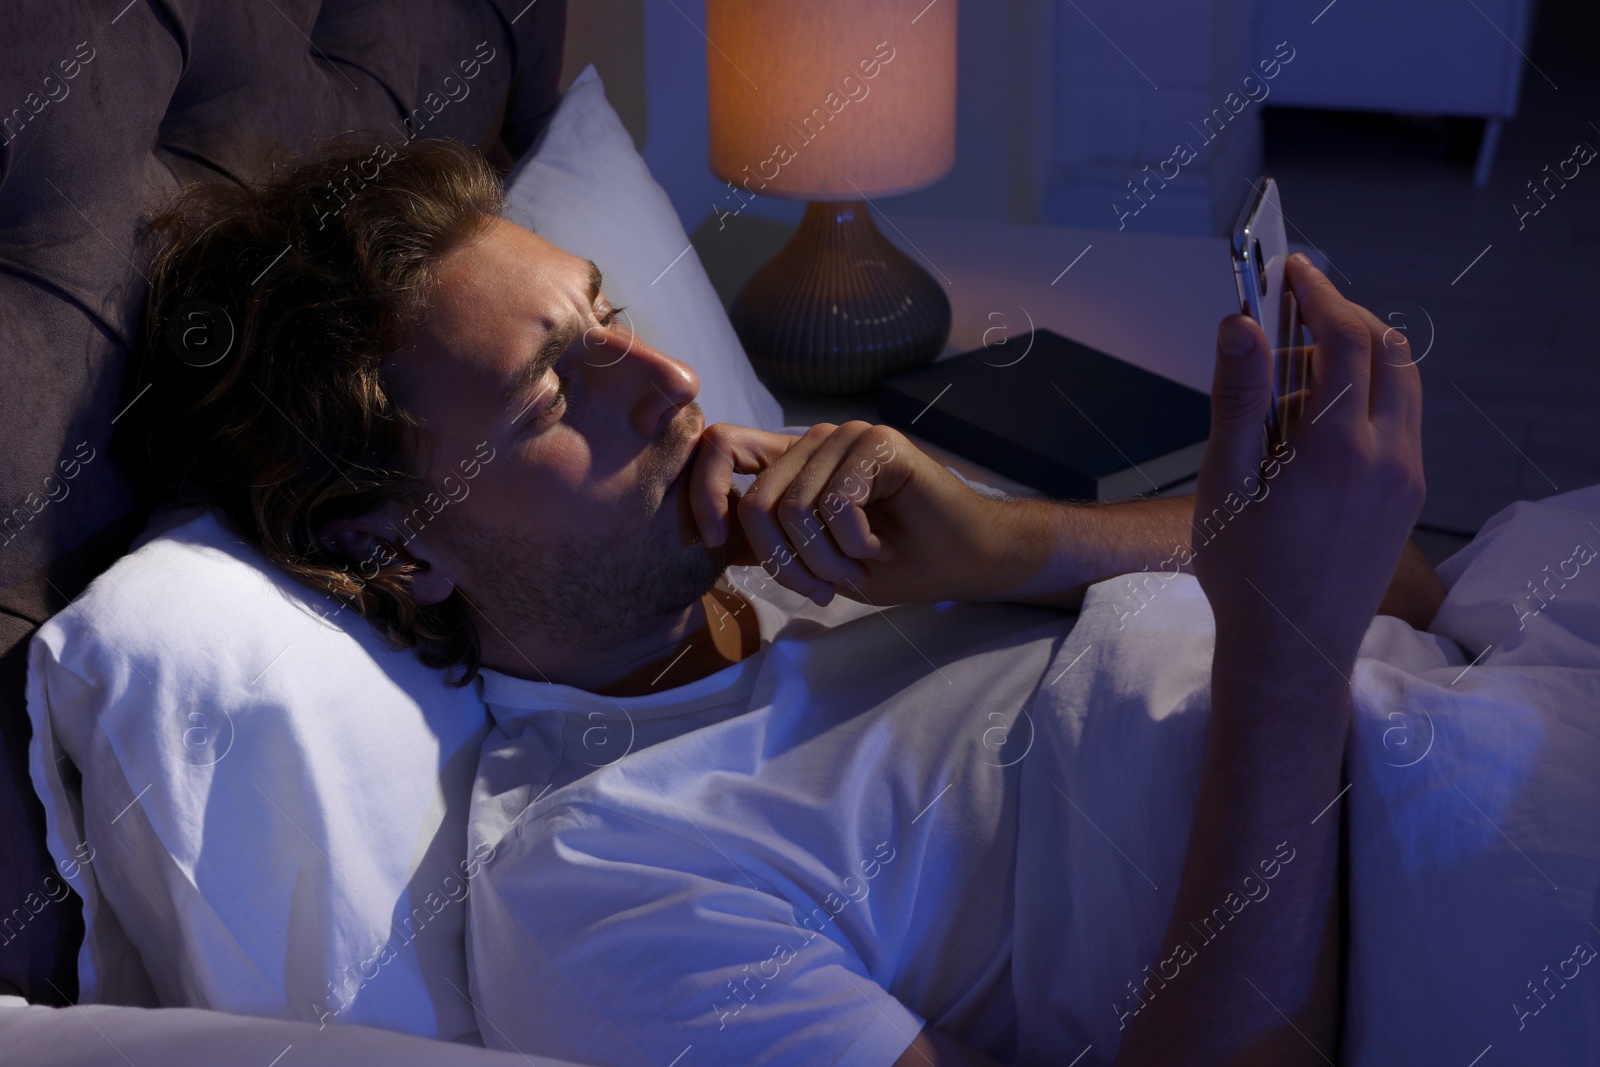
{"left": 1256, "top": 0, "right": 1540, "bottom": 183}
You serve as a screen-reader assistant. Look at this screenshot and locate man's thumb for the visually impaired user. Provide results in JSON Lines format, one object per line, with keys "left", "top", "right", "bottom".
{"left": 1204, "top": 314, "right": 1273, "bottom": 484}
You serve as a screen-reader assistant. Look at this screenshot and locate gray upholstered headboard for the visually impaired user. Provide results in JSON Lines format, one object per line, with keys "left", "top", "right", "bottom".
{"left": 0, "top": 0, "right": 567, "bottom": 1004}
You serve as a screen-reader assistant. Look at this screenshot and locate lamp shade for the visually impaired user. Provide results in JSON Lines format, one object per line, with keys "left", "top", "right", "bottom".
{"left": 706, "top": 0, "right": 957, "bottom": 201}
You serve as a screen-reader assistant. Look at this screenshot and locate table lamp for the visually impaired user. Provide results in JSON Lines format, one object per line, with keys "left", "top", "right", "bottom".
{"left": 706, "top": 0, "right": 957, "bottom": 395}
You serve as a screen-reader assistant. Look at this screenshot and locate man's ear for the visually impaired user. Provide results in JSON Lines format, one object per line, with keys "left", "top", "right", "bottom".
{"left": 318, "top": 510, "right": 457, "bottom": 607}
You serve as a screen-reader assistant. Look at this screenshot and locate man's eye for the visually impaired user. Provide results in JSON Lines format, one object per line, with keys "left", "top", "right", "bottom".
{"left": 599, "top": 304, "right": 627, "bottom": 328}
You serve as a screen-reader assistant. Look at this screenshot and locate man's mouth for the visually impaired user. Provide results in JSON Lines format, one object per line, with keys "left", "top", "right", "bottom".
{"left": 662, "top": 406, "right": 706, "bottom": 500}
{"left": 658, "top": 406, "right": 708, "bottom": 547}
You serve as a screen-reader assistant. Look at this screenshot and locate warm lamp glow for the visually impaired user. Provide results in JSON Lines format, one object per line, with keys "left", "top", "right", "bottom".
{"left": 706, "top": 0, "right": 957, "bottom": 201}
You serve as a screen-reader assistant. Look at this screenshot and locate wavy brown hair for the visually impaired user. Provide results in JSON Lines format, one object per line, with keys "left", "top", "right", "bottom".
{"left": 116, "top": 136, "right": 505, "bottom": 685}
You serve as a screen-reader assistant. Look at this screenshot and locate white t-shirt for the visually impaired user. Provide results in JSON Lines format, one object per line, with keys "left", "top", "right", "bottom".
{"left": 465, "top": 566, "right": 1069, "bottom": 1067}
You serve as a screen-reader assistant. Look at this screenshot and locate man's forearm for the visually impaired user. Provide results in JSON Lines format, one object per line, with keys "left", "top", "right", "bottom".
{"left": 974, "top": 493, "right": 1196, "bottom": 610}
{"left": 973, "top": 491, "right": 1440, "bottom": 625}
{"left": 1114, "top": 630, "right": 1349, "bottom": 1066}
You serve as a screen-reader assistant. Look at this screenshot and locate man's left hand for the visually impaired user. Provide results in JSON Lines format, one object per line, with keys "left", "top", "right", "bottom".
{"left": 687, "top": 421, "right": 1004, "bottom": 607}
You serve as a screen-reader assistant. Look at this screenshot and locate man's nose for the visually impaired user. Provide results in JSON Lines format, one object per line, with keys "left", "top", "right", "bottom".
{"left": 585, "top": 329, "right": 700, "bottom": 438}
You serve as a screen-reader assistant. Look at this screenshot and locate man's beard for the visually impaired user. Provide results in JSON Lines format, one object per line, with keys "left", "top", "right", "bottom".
{"left": 435, "top": 433, "right": 741, "bottom": 644}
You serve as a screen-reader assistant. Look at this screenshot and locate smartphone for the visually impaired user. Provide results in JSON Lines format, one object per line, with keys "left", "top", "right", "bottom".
{"left": 1230, "top": 176, "right": 1304, "bottom": 452}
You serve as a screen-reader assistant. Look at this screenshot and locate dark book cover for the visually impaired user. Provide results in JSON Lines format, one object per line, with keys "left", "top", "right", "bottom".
{"left": 876, "top": 328, "right": 1210, "bottom": 501}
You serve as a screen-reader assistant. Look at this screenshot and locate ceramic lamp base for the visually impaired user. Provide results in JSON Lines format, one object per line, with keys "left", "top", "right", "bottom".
{"left": 729, "top": 200, "right": 951, "bottom": 395}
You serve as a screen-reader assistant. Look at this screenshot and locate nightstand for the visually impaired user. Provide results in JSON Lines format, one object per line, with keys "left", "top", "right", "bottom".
{"left": 690, "top": 212, "right": 1243, "bottom": 500}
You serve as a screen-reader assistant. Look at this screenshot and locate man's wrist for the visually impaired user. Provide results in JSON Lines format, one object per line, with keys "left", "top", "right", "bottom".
{"left": 966, "top": 496, "right": 1062, "bottom": 604}
{"left": 967, "top": 494, "right": 1197, "bottom": 609}
{"left": 1210, "top": 622, "right": 1355, "bottom": 738}
{"left": 1212, "top": 608, "right": 1364, "bottom": 683}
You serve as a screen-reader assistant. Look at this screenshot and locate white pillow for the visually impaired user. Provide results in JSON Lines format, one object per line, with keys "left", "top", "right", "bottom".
{"left": 27, "top": 507, "right": 493, "bottom": 1041}
{"left": 23, "top": 66, "right": 789, "bottom": 1043}
{"left": 501, "top": 64, "right": 786, "bottom": 433}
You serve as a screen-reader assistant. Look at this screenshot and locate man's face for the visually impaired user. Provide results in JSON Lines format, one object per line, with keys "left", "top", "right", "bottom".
{"left": 382, "top": 217, "right": 740, "bottom": 648}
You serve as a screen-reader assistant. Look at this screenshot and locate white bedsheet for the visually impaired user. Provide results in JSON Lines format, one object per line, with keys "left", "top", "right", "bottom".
{"left": 0, "top": 996, "right": 583, "bottom": 1067}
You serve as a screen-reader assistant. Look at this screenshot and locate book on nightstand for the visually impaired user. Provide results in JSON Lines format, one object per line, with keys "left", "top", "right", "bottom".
{"left": 876, "top": 328, "right": 1211, "bottom": 502}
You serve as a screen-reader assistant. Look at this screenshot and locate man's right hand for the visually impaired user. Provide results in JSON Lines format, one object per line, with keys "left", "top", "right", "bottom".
{"left": 1191, "top": 252, "right": 1426, "bottom": 675}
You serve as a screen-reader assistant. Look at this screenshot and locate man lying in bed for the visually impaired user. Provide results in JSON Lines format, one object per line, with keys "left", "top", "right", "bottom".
{"left": 118, "top": 138, "right": 1441, "bottom": 1067}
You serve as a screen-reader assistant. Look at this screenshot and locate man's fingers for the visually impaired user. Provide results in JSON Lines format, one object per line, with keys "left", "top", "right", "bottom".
{"left": 691, "top": 423, "right": 879, "bottom": 603}
{"left": 1275, "top": 383, "right": 1311, "bottom": 424}
{"left": 817, "top": 437, "right": 900, "bottom": 562}
{"left": 735, "top": 423, "right": 831, "bottom": 575}
{"left": 1356, "top": 305, "right": 1422, "bottom": 444}
{"left": 689, "top": 424, "right": 798, "bottom": 547}
{"left": 784, "top": 424, "right": 905, "bottom": 565}
{"left": 1285, "top": 255, "right": 1374, "bottom": 440}
{"left": 734, "top": 424, "right": 849, "bottom": 602}
{"left": 771, "top": 424, "right": 876, "bottom": 585}
{"left": 818, "top": 494, "right": 882, "bottom": 562}
{"left": 1202, "top": 313, "right": 1273, "bottom": 492}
